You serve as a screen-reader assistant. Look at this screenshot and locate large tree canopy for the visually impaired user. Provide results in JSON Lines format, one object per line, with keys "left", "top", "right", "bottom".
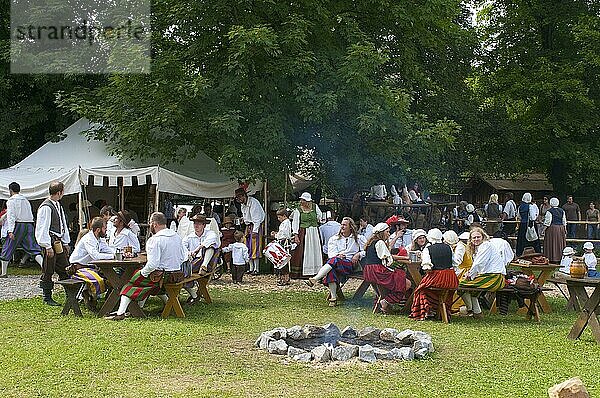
{"left": 471, "top": 0, "right": 600, "bottom": 195}
{"left": 58, "top": 0, "right": 475, "bottom": 195}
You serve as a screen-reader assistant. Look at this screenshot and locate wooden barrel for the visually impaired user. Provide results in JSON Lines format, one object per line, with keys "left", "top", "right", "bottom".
{"left": 570, "top": 259, "right": 587, "bottom": 278}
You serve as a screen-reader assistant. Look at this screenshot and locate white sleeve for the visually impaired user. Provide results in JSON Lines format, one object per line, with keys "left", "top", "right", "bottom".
{"left": 35, "top": 206, "right": 52, "bottom": 249}
{"left": 140, "top": 237, "right": 159, "bottom": 277}
{"left": 6, "top": 199, "right": 17, "bottom": 233}
{"left": 130, "top": 232, "right": 141, "bottom": 253}
{"left": 84, "top": 238, "right": 114, "bottom": 261}
{"left": 242, "top": 245, "right": 250, "bottom": 263}
{"left": 60, "top": 206, "right": 70, "bottom": 244}
{"left": 529, "top": 204, "right": 539, "bottom": 221}
{"left": 250, "top": 198, "right": 265, "bottom": 233}
{"left": 327, "top": 236, "right": 339, "bottom": 259}
{"left": 421, "top": 247, "right": 432, "bottom": 270}
{"left": 291, "top": 209, "right": 300, "bottom": 234}
{"left": 468, "top": 242, "right": 492, "bottom": 278}
{"left": 375, "top": 240, "right": 393, "bottom": 267}
{"left": 315, "top": 205, "right": 324, "bottom": 223}
{"left": 222, "top": 244, "right": 233, "bottom": 253}
{"left": 202, "top": 231, "right": 219, "bottom": 248}
{"left": 453, "top": 243, "right": 466, "bottom": 269}
{"left": 543, "top": 211, "right": 552, "bottom": 227}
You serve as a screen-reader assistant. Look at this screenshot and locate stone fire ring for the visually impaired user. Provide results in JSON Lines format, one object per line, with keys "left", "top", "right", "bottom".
{"left": 255, "top": 323, "right": 434, "bottom": 363}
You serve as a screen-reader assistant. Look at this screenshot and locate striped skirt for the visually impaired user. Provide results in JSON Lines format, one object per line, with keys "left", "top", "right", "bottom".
{"left": 321, "top": 257, "right": 353, "bottom": 285}
{"left": 246, "top": 225, "right": 264, "bottom": 260}
{"left": 410, "top": 269, "right": 459, "bottom": 321}
{"left": 459, "top": 273, "right": 505, "bottom": 292}
{"left": 73, "top": 268, "right": 106, "bottom": 297}
{"left": 120, "top": 269, "right": 161, "bottom": 301}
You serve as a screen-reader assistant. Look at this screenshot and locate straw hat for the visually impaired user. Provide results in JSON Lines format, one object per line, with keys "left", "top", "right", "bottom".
{"left": 190, "top": 214, "right": 211, "bottom": 224}
{"left": 519, "top": 247, "right": 544, "bottom": 259}
{"left": 116, "top": 210, "right": 131, "bottom": 225}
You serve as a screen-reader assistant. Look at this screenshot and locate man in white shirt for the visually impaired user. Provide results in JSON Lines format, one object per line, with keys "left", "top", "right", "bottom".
{"left": 307, "top": 218, "right": 366, "bottom": 305}
{"left": 235, "top": 188, "right": 265, "bottom": 275}
{"left": 68, "top": 217, "right": 114, "bottom": 310}
{"left": 181, "top": 214, "right": 220, "bottom": 304}
{"left": 319, "top": 211, "right": 341, "bottom": 256}
{"left": 502, "top": 192, "right": 518, "bottom": 236}
{"left": 109, "top": 212, "right": 186, "bottom": 320}
{"left": 35, "top": 181, "right": 71, "bottom": 306}
{"left": 0, "top": 182, "right": 44, "bottom": 277}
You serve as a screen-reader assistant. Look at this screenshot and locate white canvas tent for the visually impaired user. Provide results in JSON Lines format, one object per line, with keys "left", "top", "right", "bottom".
{"left": 0, "top": 118, "right": 259, "bottom": 200}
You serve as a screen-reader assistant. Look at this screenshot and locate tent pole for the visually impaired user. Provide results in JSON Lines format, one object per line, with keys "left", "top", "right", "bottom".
{"left": 284, "top": 172, "right": 288, "bottom": 206}
{"left": 263, "top": 179, "right": 268, "bottom": 240}
{"left": 119, "top": 183, "right": 125, "bottom": 211}
{"left": 154, "top": 185, "right": 160, "bottom": 215}
{"left": 78, "top": 190, "right": 84, "bottom": 232}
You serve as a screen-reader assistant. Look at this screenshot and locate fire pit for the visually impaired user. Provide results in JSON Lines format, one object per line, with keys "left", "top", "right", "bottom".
{"left": 255, "top": 323, "right": 434, "bottom": 363}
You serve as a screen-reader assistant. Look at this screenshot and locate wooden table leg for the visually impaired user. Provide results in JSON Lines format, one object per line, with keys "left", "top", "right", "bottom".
{"left": 567, "top": 285, "right": 581, "bottom": 311}
{"left": 97, "top": 267, "right": 146, "bottom": 318}
{"left": 519, "top": 269, "right": 553, "bottom": 313}
{"left": 568, "top": 286, "right": 600, "bottom": 343}
{"left": 352, "top": 280, "right": 371, "bottom": 300}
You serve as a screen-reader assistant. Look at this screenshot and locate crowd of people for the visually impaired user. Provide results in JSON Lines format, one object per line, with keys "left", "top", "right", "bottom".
{"left": 2, "top": 180, "right": 600, "bottom": 323}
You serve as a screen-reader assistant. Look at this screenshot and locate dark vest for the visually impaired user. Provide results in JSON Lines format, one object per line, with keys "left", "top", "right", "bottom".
{"left": 40, "top": 199, "right": 64, "bottom": 236}
{"left": 519, "top": 202, "right": 530, "bottom": 224}
{"left": 487, "top": 203, "right": 501, "bottom": 218}
{"left": 364, "top": 242, "right": 383, "bottom": 265}
{"left": 549, "top": 207, "right": 565, "bottom": 225}
{"left": 428, "top": 243, "right": 453, "bottom": 270}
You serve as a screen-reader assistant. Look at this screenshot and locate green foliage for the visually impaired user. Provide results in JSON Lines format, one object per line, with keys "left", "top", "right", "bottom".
{"left": 57, "top": 0, "right": 474, "bottom": 195}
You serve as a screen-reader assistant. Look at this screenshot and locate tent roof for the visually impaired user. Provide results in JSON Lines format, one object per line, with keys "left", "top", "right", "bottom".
{"left": 0, "top": 118, "right": 257, "bottom": 200}
{"left": 472, "top": 174, "right": 553, "bottom": 192}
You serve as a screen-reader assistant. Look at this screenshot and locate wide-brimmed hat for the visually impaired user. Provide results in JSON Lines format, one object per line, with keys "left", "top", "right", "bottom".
{"left": 458, "top": 232, "right": 470, "bottom": 240}
{"left": 234, "top": 188, "right": 247, "bottom": 197}
{"left": 443, "top": 230, "right": 459, "bottom": 245}
{"left": 191, "top": 214, "right": 211, "bottom": 224}
{"left": 562, "top": 247, "right": 575, "bottom": 256}
{"left": 299, "top": 192, "right": 312, "bottom": 202}
{"left": 373, "top": 222, "right": 390, "bottom": 234}
{"left": 584, "top": 242, "right": 594, "bottom": 250}
{"left": 519, "top": 247, "right": 544, "bottom": 259}
{"left": 412, "top": 229, "right": 427, "bottom": 242}
{"left": 427, "top": 228, "right": 443, "bottom": 243}
{"left": 223, "top": 215, "right": 235, "bottom": 225}
{"left": 116, "top": 210, "right": 131, "bottom": 225}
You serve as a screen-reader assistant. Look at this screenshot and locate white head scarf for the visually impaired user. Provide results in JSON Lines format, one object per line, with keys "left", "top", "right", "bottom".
{"left": 550, "top": 197, "right": 559, "bottom": 207}
{"left": 522, "top": 193, "right": 532, "bottom": 203}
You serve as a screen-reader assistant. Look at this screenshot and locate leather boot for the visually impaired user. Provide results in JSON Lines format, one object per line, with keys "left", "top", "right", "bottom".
{"left": 40, "top": 280, "right": 60, "bottom": 306}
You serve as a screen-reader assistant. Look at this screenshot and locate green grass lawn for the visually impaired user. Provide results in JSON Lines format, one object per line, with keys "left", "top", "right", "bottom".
{"left": 0, "top": 286, "right": 598, "bottom": 398}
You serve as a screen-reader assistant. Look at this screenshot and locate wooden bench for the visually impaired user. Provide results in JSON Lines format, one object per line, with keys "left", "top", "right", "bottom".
{"left": 162, "top": 272, "right": 215, "bottom": 318}
{"left": 55, "top": 278, "right": 85, "bottom": 317}
{"left": 427, "top": 286, "right": 544, "bottom": 323}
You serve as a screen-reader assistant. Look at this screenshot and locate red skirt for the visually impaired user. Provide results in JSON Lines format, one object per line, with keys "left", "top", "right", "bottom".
{"left": 363, "top": 264, "right": 408, "bottom": 304}
{"left": 410, "top": 269, "right": 459, "bottom": 320}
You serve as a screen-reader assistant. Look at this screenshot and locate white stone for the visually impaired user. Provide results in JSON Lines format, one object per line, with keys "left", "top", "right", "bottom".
{"left": 311, "top": 344, "right": 332, "bottom": 362}
{"left": 331, "top": 344, "right": 359, "bottom": 361}
{"left": 413, "top": 339, "right": 435, "bottom": 354}
{"left": 373, "top": 347, "right": 392, "bottom": 360}
{"left": 380, "top": 328, "right": 399, "bottom": 342}
{"left": 358, "top": 344, "right": 377, "bottom": 363}
{"left": 341, "top": 326, "right": 357, "bottom": 338}
{"left": 358, "top": 327, "right": 381, "bottom": 341}
{"left": 293, "top": 352, "right": 313, "bottom": 362}
{"left": 389, "top": 347, "right": 414, "bottom": 361}
{"left": 264, "top": 327, "right": 287, "bottom": 340}
{"left": 287, "top": 346, "right": 306, "bottom": 357}
{"left": 414, "top": 348, "right": 429, "bottom": 359}
{"left": 395, "top": 329, "right": 415, "bottom": 345}
{"left": 287, "top": 325, "right": 304, "bottom": 340}
{"left": 257, "top": 333, "right": 275, "bottom": 350}
{"left": 267, "top": 339, "right": 288, "bottom": 355}
{"left": 412, "top": 331, "right": 432, "bottom": 342}
{"left": 322, "top": 323, "right": 341, "bottom": 338}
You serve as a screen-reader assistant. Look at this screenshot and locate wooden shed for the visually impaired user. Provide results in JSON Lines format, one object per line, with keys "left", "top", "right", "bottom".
{"left": 461, "top": 174, "right": 554, "bottom": 206}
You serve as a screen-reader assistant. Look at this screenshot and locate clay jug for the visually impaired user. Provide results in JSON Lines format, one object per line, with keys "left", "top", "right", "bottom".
{"left": 570, "top": 259, "right": 587, "bottom": 278}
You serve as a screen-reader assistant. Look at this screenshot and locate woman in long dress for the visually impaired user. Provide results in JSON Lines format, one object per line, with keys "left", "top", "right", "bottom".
{"left": 290, "top": 192, "right": 323, "bottom": 278}
{"left": 543, "top": 197, "right": 567, "bottom": 263}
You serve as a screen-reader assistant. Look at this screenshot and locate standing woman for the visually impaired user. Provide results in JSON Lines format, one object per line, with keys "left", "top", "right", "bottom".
{"left": 484, "top": 194, "right": 502, "bottom": 236}
{"left": 515, "top": 192, "right": 541, "bottom": 256}
{"left": 363, "top": 223, "right": 411, "bottom": 314}
{"left": 538, "top": 196, "right": 552, "bottom": 236}
{"left": 543, "top": 197, "right": 567, "bottom": 263}
{"left": 290, "top": 192, "right": 323, "bottom": 278}
{"left": 586, "top": 202, "right": 600, "bottom": 239}
{"left": 410, "top": 229, "right": 459, "bottom": 321}
{"left": 458, "top": 227, "right": 506, "bottom": 318}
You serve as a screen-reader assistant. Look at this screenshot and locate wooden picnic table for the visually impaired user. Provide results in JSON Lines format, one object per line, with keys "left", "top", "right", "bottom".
{"left": 508, "top": 262, "right": 560, "bottom": 314}
{"left": 563, "top": 277, "right": 600, "bottom": 344}
{"left": 91, "top": 254, "right": 147, "bottom": 318}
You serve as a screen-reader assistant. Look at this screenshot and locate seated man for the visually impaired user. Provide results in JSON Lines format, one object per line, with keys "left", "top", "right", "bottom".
{"left": 306, "top": 217, "right": 366, "bottom": 306}
{"left": 108, "top": 212, "right": 186, "bottom": 320}
{"left": 68, "top": 217, "right": 114, "bottom": 310}
{"left": 181, "top": 214, "right": 221, "bottom": 304}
